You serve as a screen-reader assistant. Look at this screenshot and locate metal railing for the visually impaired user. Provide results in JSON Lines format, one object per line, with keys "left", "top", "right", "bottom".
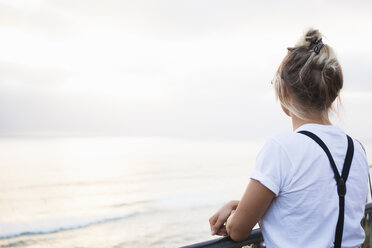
{"left": 181, "top": 202, "right": 372, "bottom": 248}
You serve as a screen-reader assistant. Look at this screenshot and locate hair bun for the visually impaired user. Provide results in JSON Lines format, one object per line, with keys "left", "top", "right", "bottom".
{"left": 275, "top": 28, "right": 343, "bottom": 121}
{"left": 295, "top": 28, "right": 323, "bottom": 48}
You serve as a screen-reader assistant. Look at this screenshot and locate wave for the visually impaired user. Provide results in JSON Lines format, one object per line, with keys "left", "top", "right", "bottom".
{"left": 0, "top": 211, "right": 139, "bottom": 240}
{"left": 109, "top": 199, "right": 152, "bottom": 208}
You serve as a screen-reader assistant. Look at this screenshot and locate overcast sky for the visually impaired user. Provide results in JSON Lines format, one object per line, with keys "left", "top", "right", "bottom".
{"left": 0, "top": 0, "right": 371, "bottom": 141}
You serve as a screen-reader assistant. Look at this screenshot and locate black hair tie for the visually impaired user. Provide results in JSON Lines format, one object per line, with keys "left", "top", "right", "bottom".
{"left": 309, "top": 38, "right": 324, "bottom": 55}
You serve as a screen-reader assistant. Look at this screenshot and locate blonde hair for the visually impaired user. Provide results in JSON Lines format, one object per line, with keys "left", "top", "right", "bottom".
{"left": 272, "top": 28, "right": 343, "bottom": 120}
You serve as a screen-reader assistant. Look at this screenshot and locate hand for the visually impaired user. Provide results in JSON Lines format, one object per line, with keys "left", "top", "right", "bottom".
{"left": 209, "top": 201, "right": 238, "bottom": 236}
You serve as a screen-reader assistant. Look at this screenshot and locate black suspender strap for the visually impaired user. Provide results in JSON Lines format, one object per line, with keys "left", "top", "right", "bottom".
{"left": 298, "top": 130, "right": 354, "bottom": 248}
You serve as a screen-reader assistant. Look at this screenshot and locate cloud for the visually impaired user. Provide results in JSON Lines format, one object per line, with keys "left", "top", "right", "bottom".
{"left": 0, "top": 1, "right": 73, "bottom": 36}
{"left": 0, "top": 62, "right": 67, "bottom": 87}
{"left": 0, "top": 0, "right": 371, "bottom": 140}
{"left": 339, "top": 52, "right": 372, "bottom": 91}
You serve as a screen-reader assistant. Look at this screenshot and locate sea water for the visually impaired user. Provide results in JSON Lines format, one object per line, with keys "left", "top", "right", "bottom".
{"left": 1, "top": 137, "right": 371, "bottom": 248}
{"left": 0, "top": 137, "right": 266, "bottom": 247}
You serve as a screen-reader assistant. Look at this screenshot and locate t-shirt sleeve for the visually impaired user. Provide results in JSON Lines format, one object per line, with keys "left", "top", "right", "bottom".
{"left": 250, "top": 138, "right": 292, "bottom": 196}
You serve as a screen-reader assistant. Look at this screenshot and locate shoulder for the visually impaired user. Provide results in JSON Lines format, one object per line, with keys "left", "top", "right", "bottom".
{"left": 351, "top": 138, "right": 369, "bottom": 172}
{"left": 265, "top": 131, "right": 307, "bottom": 152}
{"left": 252, "top": 132, "right": 301, "bottom": 196}
{"left": 256, "top": 131, "right": 304, "bottom": 171}
{"left": 353, "top": 138, "right": 367, "bottom": 155}
{"left": 260, "top": 131, "right": 321, "bottom": 169}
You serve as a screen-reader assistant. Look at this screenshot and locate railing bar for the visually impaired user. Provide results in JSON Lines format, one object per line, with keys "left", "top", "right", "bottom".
{"left": 180, "top": 229, "right": 263, "bottom": 248}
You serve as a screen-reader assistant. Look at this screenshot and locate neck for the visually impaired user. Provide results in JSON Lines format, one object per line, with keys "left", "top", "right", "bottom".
{"left": 291, "top": 113, "right": 332, "bottom": 131}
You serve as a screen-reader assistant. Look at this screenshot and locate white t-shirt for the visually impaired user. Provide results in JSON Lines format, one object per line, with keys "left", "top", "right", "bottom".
{"left": 250, "top": 124, "right": 369, "bottom": 248}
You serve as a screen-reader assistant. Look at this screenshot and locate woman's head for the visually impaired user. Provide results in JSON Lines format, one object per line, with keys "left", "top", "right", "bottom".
{"left": 273, "top": 28, "right": 343, "bottom": 120}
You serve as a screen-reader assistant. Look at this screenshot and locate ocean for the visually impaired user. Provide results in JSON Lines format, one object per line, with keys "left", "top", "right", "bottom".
{"left": 0, "top": 137, "right": 266, "bottom": 247}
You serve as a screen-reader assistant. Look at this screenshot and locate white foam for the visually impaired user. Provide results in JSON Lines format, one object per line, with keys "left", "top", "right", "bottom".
{"left": 0, "top": 211, "right": 139, "bottom": 239}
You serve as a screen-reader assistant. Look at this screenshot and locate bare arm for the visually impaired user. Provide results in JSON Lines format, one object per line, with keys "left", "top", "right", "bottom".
{"left": 225, "top": 179, "right": 275, "bottom": 241}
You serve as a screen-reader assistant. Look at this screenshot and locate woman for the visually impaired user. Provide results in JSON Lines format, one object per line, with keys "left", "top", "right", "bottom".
{"left": 209, "top": 29, "right": 369, "bottom": 248}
